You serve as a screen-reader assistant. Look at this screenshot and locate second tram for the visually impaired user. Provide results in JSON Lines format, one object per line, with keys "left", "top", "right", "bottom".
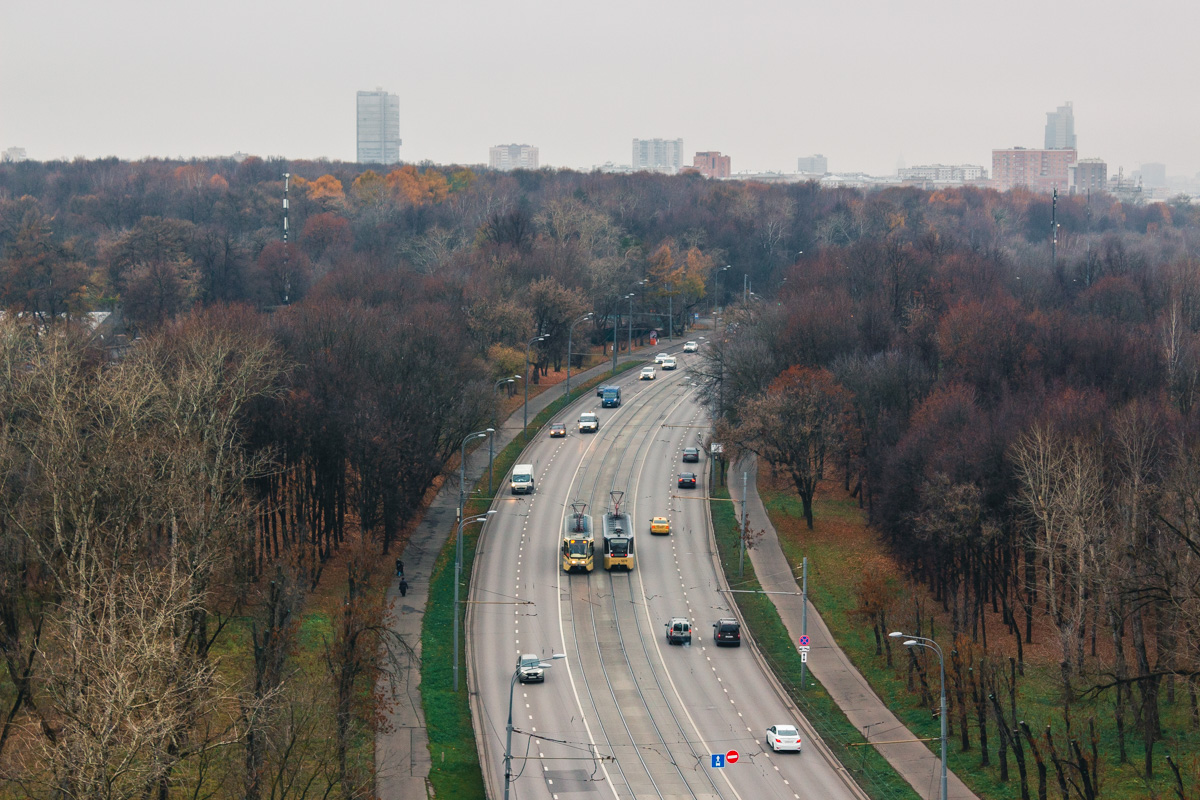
{"left": 561, "top": 501, "right": 594, "bottom": 572}
{"left": 602, "top": 490, "right": 635, "bottom": 571}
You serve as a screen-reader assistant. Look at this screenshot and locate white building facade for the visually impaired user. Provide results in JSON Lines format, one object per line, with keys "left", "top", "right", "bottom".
{"left": 489, "top": 144, "right": 539, "bottom": 171}
{"left": 356, "top": 89, "right": 401, "bottom": 165}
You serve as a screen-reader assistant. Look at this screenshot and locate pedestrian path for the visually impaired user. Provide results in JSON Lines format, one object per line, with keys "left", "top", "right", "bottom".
{"left": 728, "top": 458, "right": 980, "bottom": 800}
{"left": 375, "top": 353, "right": 643, "bottom": 800}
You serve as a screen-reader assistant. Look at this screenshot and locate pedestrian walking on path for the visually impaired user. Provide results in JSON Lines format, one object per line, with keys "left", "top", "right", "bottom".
{"left": 396, "top": 558, "right": 404, "bottom": 577}
{"left": 398, "top": 577, "right": 408, "bottom": 597}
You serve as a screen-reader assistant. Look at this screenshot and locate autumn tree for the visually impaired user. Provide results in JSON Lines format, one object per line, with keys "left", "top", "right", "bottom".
{"left": 728, "top": 365, "right": 854, "bottom": 528}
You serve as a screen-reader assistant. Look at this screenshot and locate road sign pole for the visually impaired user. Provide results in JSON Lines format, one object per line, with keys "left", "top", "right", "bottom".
{"left": 800, "top": 556, "right": 808, "bottom": 690}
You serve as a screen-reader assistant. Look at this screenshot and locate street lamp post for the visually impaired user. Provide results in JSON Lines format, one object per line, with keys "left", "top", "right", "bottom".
{"left": 890, "top": 631, "right": 947, "bottom": 800}
{"left": 506, "top": 654, "right": 565, "bottom": 800}
{"left": 491, "top": 377, "right": 521, "bottom": 494}
{"left": 611, "top": 302, "right": 618, "bottom": 374}
{"left": 719, "top": 264, "right": 732, "bottom": 311}
{"left": 524, "top": 335, "right": 548, "bottom": 437}
{"left": 459, "top": 429, "right": 493, "bottom": 526}
{"left": 625, "top": 293, "right": 635, "bottom": 355}
{"left": 566, "top": 313, "right": 593, "bottom": 399}
{"left": 454, "top": 510, "right": 496, "bottom": 691}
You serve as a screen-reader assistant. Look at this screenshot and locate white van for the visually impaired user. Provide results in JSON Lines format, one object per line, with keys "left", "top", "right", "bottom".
{"left": 511, "top": 464, "right": 535, "bottom": 494}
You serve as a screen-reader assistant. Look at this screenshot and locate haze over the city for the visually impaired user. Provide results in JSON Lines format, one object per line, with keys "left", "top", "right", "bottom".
{"left": 3, "top": 0, "right": 1197, "bottom": 176}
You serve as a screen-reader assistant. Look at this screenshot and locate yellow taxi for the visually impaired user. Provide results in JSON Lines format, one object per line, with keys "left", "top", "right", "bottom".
{"left": 650, "top": 516, "right": 671, "bottom": 535}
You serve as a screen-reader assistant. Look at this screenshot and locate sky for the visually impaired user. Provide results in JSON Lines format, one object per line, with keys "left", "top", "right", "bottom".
{"left": 3, "top": 0, "right": 1198, "bottom": 178}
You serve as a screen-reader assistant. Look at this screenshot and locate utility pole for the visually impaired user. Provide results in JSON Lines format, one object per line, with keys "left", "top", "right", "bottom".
{"left": 611, "top": 303, "right": 618, "bottom": 374}
{"left": 282, "top": 172, "right": 291, "bottom": 304}
{"left": 799, "top": 556, "right": 809, "bottom": 689}
{"left": 739, "top": 471, "right": 747, "bottom": 577}
{"left": 1051, "top": 186, "right": 1058, "bottom": 266}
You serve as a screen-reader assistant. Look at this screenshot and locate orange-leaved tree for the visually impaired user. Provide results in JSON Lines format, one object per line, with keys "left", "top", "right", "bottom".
{"left": 731, "top": 365, "right": 855, "bottom": 528}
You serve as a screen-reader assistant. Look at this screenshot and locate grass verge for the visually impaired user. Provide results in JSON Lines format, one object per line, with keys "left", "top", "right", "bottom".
{"left": 421, "top": 360, "right": 642, "bottom": 799}
{"left": 709, "top": 484, "right": 921, "bottom": 800}
{"left": 758, "top": 482, "right": 1200, "bottom": 800}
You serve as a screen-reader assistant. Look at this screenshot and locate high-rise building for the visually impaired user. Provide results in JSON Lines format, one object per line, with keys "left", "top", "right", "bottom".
{"left": 1069, "top": 159, "right": 1108, "bottom": 194}
{"left": 489, "top": 144, "right": 539, "bottom": 171}
{"left": 692, "top": 151, "right": 731, "bottom": 178}
{"left": 1044, "top": 102, "right": 1077, "bottom": 150}
{"left": 1, "top": 147, "right": 27, "bottom": 163}
{"left": 1139, "top": 162, "right": 1167, "bottom": 188}
{"left": 797, "top": 154, "right": 828, "bottom": 174}
{"left": 356, "top": 88, "right": 401, "bottom": 165}
{"left": 632, "top": 139, "right": 684, "bottom": 173}
{"left": 992, "top": 147, "right": 1077, "bottom": 192}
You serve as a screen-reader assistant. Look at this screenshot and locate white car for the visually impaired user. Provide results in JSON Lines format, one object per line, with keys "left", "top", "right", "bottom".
{"left": 766, "top": 724, "right": 802, "bottom": 753}
{"left": 683, "top": 341, "right": 699, "bottom": 352}
{"left": 654, "top": 353, "right": 670, "bottom": 364}
{"left": 640, "top": 366, "right": 656, "bottom": 380}
{"left": 661, "top": 356, "right": 677, "bottom": 370}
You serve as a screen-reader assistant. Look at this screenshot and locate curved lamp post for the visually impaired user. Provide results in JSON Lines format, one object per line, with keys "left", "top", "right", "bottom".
{"left": 490, "top": 376, "right": 520, "bottom": 493}
{"left": 454, "top": 510, "right": 495, "bottom": 691}
{"left": 566, "top": 313, "right": 592, "bottom": 398}
{"left": 625, "top": 293, "right": 636, "bottom": 355}
{"left": 890, "top": 631, "right": 946, "bottom": 800}
{"left": 524, "top": 334, "right": 548, "bottom": 436}
{"left": 459, "top": 429, "right": 493, "bottom": 525}
{"left": 505, "top": 654, "right": 566, "bottom": 800}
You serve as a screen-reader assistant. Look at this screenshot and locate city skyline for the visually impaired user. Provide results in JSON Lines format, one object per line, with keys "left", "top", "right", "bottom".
{"left": 2, "top": 1, "right": 1198, "bottom": 177}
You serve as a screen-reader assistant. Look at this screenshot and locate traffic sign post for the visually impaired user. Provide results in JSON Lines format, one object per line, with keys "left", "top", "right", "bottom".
{"left": 798, "top": 635, "right": 810, "bottom": 648}
{"left": 726, "top": 750, "right": 739, "bottom": 764}
{"left": 801, "top": 651, "right": 808, "bottom": 663}
{"left": 711, "top": 753, "right": 725, "bottom": 769}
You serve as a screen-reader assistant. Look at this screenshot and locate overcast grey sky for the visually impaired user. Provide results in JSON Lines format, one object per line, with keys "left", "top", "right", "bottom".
{"left": 3, "top": 0, "right": 1197, "bottom": 177}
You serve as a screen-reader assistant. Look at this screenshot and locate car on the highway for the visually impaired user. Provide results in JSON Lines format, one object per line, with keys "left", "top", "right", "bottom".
{"left": 665, "top": 617, "right": 692, "bottom": 645}
{"left": 683, "top": 341, "right": 699, "bottom": 352}
{"left": 765, "top": 724, "right": 802, "bottom": 753}
{"left": 549, "top": 423, "right": 566, "bottom": 438}
{"left": 597, "top": 384, "right": 609, "bottom": 397}
{"left": 713, "top": 618, "right": 741, "bottom": 646}
{"left": 661, "top": 356, "right": 677, "bottom": 370}
{"left": 640, "top": 366, "right": 656, "bottom": 380}
{"left": 654, "top": 353, "right": 670, "bottom": 364}
{"left": 517, "top": 654, "right": 545, "bottom": 683}
{"left": 578, "top": 412, "right": 599, "bottom": 433}
{"left": 677, "top": 472, "right": 697, "bottom": 489}
{"left": 650, "top": 516, "right": 670, "bottom": 535}
{"left": 682, "top": 447, "right": 700, "bottom": 463}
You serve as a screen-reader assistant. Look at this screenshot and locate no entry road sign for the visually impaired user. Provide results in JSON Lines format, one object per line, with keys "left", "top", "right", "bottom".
{"left": 726, "top": 750, "right": 740, "bottom": 764}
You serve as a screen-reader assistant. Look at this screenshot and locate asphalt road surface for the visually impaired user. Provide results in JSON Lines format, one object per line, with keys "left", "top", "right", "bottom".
{"left": 468, "top": 351, "right": 861, "bottom": 800}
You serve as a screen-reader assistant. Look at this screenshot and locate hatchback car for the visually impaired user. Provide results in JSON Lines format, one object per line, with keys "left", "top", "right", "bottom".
{"left": 665, "top": 617, "right": 692, "bottom": 645}
{"left": 650, "top": 516, "right": 670, "bottom": 535}
{"left": 682, "top": 447, "right": 700, "bottom": 463}
{"left": 677, "top": 472, "right": 697, "bottom": 489}
{"left": 713, "top": 618, "right": 741, "bottom": 646}
{"left": 640, "top": 366, "right": 656, "bottom": 380}
{"left": 549, "top": 423, "right": 566, "bottom": 438}
{"left": 765, "top": 724, "right": 802, "bottom": 753}
{"left": 683, "top": 341, "right": 699, "bottom": 352}
{"left": 654, "top": 353, "right": 670, "bottom": 364}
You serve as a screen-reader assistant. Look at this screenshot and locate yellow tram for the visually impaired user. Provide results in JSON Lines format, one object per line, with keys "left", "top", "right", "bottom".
{"left": 561, "top": 500, "right": 594, "bottom": 572}
{"left": 602, "top": 490, "right": 635, "bottom": 571}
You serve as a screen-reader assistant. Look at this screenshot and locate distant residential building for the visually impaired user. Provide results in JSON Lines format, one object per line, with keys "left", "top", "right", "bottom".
{"left": 992, "top": 147, "right": 1077, "bottom": 192}
{"left": 897, "top": 164, "right": 987, "bottom": 183}
{"left": 1045, "top": 102, "right": 1077, "bottom": 150}
{"left": 1, "top": 147, "right": 27, "bottom": 163}
{"left": 356, "top": 88, "right": 401, "bottom": 165}
{"left": 489, "top": 144, "right": 539, "bottom": 171}
{"left": 1069, "top": 159, "right": 1107, "bottom": 194}
{"left": 230, "top": 151, "right": 250, "bottom": 163}
{"left": 692, "top": 151, "right": 731, "bottom": 178}
{"left": 1139, "top": 162, "right": 1167, "bottom": 188}
{"left": 797, "top": 154, "right": 828, "bottom": 174}
{"left": 632, "top": 138, "right": 684, "bottom": 174}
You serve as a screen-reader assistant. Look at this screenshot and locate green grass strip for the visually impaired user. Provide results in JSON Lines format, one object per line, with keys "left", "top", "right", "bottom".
{"left": 421, "top": 360, "right": 641, "bottom": 799}
{"left": 709, "top": 486, "right": 922, "bottom": 800}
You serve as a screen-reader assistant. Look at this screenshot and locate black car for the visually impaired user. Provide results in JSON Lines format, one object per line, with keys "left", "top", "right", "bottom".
{"left": 682, "top": 447, "right": 700, "bottom": 463}
{"left": 597, "top": 384, "right": 611, "bottom": 397}
{"left": 713, "top": 618, "right": 741, "bottom": 646}
{"left": 677, "top": 472, "right": 697, "bottom": 489}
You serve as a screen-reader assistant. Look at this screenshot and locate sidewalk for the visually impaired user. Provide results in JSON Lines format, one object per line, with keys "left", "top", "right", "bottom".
{"left": 728, "top": 458, "right": 980, "bottom": 800}
{"left": 375, "top": 352, "right": 644, "bottom": 800}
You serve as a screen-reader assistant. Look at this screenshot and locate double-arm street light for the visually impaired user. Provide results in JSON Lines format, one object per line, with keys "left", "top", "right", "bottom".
{"left": 565, "top": 313, "right": 592, "bottom": 398}
{"left": 490, "top": 376, "right": 521, "bottom": 493}
{"left": 505, "top": 653, "right": 566, "bottom": 800}
{"left": 890, "top": 631, "right": 947, "bottom": 800}
{"left": 460, "top": 429, "right": 494, "bottom": 525}
{"left": 524, "top": 334, "right": 549, "bottom": 436}
{"left": 455, "top": 510, "right": 496, "bottom": 691}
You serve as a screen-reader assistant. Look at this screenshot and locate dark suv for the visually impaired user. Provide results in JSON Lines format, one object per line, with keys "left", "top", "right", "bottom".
{"left": 713, "top": 618, "right": 741, "bottom": 647}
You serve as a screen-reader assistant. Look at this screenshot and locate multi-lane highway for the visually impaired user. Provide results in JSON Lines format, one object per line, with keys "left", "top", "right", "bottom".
{"left": 467, "top": 347, "right": 862, "bottom": 800}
